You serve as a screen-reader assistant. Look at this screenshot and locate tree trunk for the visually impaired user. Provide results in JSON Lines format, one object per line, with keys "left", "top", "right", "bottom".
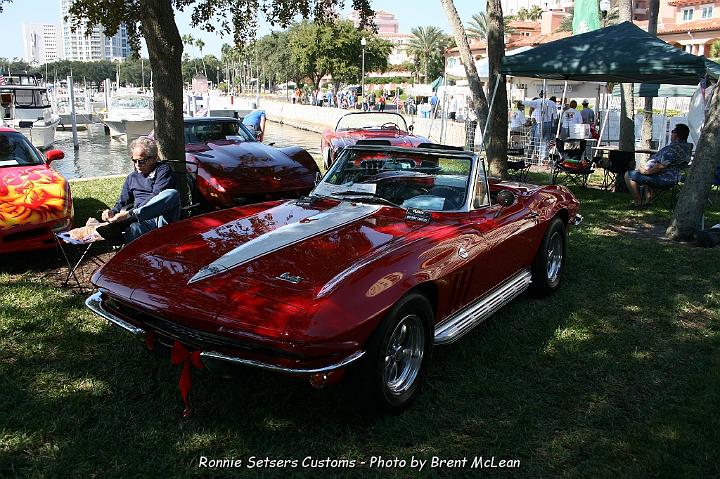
{"left": 440, "top": 0, "right": 489, "bottom": 144}
{"left": 618, "top": 0, "right": 635, "bottom": 152}
{"left": 641, "top": 0, "right": 660, "bottom": 150}
{"left": 140, "top": 0, "right": 188, "bottom": 204}
{"left": 667, "top": 86, "right": 720, "bottom": 241}
{"left": 485, "top": 0, "right": 508, "bottom": 178}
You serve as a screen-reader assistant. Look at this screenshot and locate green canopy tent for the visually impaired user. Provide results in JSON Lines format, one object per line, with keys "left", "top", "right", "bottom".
{"left": 501, "top": 22, "right": 717, "bottom": 85}
{"left": 611, "top": 83, "right": 697, "bottom": 97}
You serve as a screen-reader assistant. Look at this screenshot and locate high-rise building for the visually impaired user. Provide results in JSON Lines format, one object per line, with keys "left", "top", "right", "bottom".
{"left": 22, "top": 24, "right": 63, "bottom": 64}
{"left": 347, "top": 10, "right": 412, "bottom": 65}
{"left": 59, "top": 0, "right": 131, "bottom": 61}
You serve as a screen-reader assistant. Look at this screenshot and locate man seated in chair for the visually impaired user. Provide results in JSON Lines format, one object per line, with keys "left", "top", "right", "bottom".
{"left": 99, "top": 136, "right": 180, "bottom": 243}
{"left": 624, "top": 123, "right": 692, "bottom": 208}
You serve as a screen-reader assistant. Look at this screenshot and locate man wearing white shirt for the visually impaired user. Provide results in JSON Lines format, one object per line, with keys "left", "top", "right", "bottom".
{"left": 560, "top": 100, "right": 582, "bottom": 139}
{"left": 524, "top": 92, "right": 557, "bottom": 159}
{"left": 448, "top": 95, "right": 458, "bottom": 121}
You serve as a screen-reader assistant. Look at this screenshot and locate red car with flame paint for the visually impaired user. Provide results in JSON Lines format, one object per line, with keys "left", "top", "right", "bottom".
{"left": 320, "top": 112, "right": 430, "bottom": 169}
{"left": 86, "top": 144, "right": 581, "bottom": 412}
{"left": 182, "top": 117, "right": 320, "bottom": 209}
{"left": 0, "top": 127, "right": 71, "bottom": 253}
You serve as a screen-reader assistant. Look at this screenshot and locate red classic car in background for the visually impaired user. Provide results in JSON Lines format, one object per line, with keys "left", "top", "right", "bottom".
{"left": 182, "top": 117, "right": 320, "bottom": 209}
{"left": 87, "top": 143, "right": 581, "bottom": 413}
{"left": 320, "top": 112, "right": 430, "bottom": 169}
{"left": 0, "top": 127, "right": 72, "bottom": 253}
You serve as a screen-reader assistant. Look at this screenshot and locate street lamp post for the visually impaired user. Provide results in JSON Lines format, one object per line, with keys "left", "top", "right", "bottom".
{"left": 600, "top": 0, "right": 611, "bottom": 28}
{"left": 361, "top": 37, "right": 367, "bottom": 104}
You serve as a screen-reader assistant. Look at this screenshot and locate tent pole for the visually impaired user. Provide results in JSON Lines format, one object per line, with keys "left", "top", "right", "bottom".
{"left": 661, "top": 96, "right": 668, "bottom": 147}
{"left": 540, "top": 79, "right": 547, "bottom": 160}
{"left": 477, "top": 73, "right": 502, "bottom": 154}
{"left": 597, "top": 87, "right": 611, "bottom": 146}
{"left": 556, "top": 80, "right": 568, "bottom": 138}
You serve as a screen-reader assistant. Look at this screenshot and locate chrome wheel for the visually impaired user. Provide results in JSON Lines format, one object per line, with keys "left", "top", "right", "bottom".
{"left": 546, "top": 231, "right": 564, "bottom": 283}
{"left": 383, "top": 314, "right": 425, "bottom": 396}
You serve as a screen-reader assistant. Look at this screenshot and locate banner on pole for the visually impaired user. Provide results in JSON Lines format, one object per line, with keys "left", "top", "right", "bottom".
{"left": 573, "top": 0, "right": 601, "bottom": 34}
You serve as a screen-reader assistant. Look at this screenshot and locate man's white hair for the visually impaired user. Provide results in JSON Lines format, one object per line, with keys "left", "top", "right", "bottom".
{"left": 130, "top": 136, "right": 158, "bottom": 158}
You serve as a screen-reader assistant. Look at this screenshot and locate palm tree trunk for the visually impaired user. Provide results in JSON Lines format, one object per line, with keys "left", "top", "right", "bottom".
{"left": 440, "top": 0, "right": 489, "bottom": 131}
{"left": 485, "top": 0, "right": 508, "bottom": 178}
{"left": 667, "top": 86, "right": 720, "bottom": 241}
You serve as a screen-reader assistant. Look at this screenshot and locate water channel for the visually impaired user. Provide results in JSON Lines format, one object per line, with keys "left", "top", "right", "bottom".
{"left": 49, "top": 120, "right": 323, "bottom": 180}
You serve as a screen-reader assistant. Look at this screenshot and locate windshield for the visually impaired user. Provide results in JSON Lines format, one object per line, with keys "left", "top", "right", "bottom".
{"left": 110, "top": 96, "right": 151, "bottom": 109}
{"left": 313, "top": 149, "right": 479, "bottom": 212}
{"left": 184, "top": 120, "right": 256, "bottom": 144}
{"left": 335, "top": 112, "right": 409, "bottom": 132}
{"left": 0, "top": 131, "right": 45, "bottom": 167}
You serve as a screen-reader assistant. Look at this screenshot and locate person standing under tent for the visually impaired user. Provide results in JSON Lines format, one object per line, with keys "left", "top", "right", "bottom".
{"left": 448, "top": 95, "right": 458, "bottom": 121}
{"left": 560, "top": 100, "right": 581, "bottom": 139}
{"left": 580, "top": 99, "right": 595, "bottom": 125}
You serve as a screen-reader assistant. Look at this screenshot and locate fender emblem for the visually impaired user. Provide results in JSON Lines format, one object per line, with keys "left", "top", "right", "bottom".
{"left": 457, "top": 247, "right": 469, "bottom": 259}
{"left": 278, "top": 272, "right": 304, "bottom": 284}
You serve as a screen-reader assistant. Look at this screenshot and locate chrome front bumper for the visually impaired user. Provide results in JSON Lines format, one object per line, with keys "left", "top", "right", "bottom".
{"left": 85, "top": 292, "right": 365, "bottom": 375}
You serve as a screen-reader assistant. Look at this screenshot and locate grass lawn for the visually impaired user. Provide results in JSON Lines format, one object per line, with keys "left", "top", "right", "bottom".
{"left": 1, "top": 171, "right": 719, "bottom": 478}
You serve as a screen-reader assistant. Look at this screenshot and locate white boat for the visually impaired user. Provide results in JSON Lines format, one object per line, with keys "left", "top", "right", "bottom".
{"left": 54, "top": 94, "right": 94, "bottom": 129}
{"left": 102, "top": 94, "right": 154, "bottom": 140}
{"left": 0, "top": 73, "right": 60, "bottom": 149}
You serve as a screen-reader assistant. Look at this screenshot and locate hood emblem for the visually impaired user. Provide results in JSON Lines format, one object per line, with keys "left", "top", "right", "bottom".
{"left": 278, "top": 272, "right": 304, "bottom": 284}
{"left": 457, "top": 247, "right": 469, "bottom": 259}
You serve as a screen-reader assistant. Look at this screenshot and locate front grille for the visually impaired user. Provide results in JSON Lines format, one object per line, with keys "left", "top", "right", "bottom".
{"left": 105, "top": 298, "right": 301, "bottom": 359}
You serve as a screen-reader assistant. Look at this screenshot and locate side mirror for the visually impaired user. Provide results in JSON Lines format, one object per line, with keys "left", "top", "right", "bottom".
{"left": 45, "top": 149, "right": 65, "bottom": 164}
{"left": 315, "top": 171, "right": 323, "bottom": 185}
{"left": 408, "top": 124, "right": 414, "bottom": 133}
{"left": 496, "top": 190, "right": 516, "bottom": 207}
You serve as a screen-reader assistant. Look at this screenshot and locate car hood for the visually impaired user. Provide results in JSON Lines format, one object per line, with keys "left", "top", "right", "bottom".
{"left": 328, "top": 130, "right": 427, "bottom": 149}
{"left": 0, "top": 165, "right": 71, "bottom": 230}
{"left": 190, "top": 140, "right": 316, "bottom": 190}
{"left": 94, "top": 200, "right": 426, "bottom": 333}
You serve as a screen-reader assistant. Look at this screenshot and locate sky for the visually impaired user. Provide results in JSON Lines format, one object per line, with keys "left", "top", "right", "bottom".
{"left": 0, "top": 0, "right": 482, "bottom": 60}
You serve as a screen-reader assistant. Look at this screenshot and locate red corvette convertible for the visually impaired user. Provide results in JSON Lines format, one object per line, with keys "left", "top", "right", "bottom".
{"left": 86, "top": 144, "right": 581, "bottom": 412}
{"left": 0, "top": 127, "right": 72, "bottom": 253}
{"left": 183, "top": 117, "right": 320, "bottom": 209}
{"left": 320, "top": 112, "right": 430, "bottom": 169}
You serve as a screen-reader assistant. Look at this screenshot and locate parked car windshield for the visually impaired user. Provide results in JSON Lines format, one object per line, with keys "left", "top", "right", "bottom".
{"left": 335, "top": 113, "right": 409, "bottom": 132}
{"left": 0, "top": 131, "right": 45, "bottom": 167}
{"left": 184, "top": 120, "right": 256, "bottom": 144}
{"left": 314, "top": 149, "right": 478, "bottom": 212}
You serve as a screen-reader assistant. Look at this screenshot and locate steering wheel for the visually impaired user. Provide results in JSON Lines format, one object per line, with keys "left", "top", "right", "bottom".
{"left": 380, "top": 122, "right": 400, "bottom": 130}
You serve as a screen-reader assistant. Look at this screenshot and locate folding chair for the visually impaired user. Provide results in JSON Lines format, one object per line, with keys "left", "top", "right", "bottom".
{"left": 54, "top": 232, "right": 110, "bottom": 293}
{"left": 644, "top": 163, "right": 689, "bottom": 210}
{"left": 165, "top": 159, "right": 202, "bottom": 217}
{"left": 507, "top": 146, "right": 530, "bottom": 182}
{"left": 550, "top": 138, "right": 594, "bottom": 188}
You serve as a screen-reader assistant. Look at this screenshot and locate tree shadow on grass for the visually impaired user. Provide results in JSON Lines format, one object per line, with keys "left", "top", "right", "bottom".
{"left": 2, "top": 206, "right": 720, "bottom": 478}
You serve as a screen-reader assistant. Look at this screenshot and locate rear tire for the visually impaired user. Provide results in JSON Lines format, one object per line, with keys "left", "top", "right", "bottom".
{"left": 531, "top": 217, "right": 567, "bottom": 296}
{"left": 357, "top": 292, "right": 433, "bottom": 414}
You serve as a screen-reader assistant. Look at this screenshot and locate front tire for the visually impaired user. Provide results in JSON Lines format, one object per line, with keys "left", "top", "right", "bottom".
{"left": 360, "top": 292, "right": 433, "bottom": 413}
{"left": 531, "top": 217, "right": 567, "bottom": 295}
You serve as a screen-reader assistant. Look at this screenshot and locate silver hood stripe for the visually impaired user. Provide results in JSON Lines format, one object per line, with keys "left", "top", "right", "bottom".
{"left": 188, "top": 202, "right": 382, "bottom": 284}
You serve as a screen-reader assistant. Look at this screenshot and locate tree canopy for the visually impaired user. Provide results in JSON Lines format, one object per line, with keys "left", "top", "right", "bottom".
{"left": 406, "top": 26, "right": 452, "bottom": 83}
{"left": 60, "top": 0, "right": 374, "bottom": 204}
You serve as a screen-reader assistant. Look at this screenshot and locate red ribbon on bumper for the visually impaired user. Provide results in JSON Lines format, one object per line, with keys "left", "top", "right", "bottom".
{"left": 170, "top": 340, "right": 204, "bottom": 418}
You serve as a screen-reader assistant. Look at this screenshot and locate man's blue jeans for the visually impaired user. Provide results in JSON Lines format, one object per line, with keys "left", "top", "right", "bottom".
{"left": 124, "top": 189, "right": 181, "bottom": 243}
